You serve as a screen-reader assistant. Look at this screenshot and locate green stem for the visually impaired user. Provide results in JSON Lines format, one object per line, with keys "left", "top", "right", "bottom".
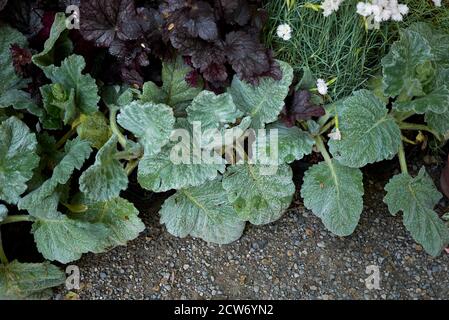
{"left": 0, "top": 215, "right": 34, "bottom": 226}
{"left": 398, "top": 122, "right": 441, "bottom": 140}
{"left": 319, "top": 118, "right": 336, "bottom": 136}
{"left": 0, "top": 231, "right": 8, "bottom": 265}
{"left": 125, "top": 160, "right": 139, "bottom": 176}
{"left": 314, "top": 135, "right": 333, "bottom": 167}
{"left": 318, "top": 110, "right": 333, "bottom": 128}
{"left": 110, "top": 107, "right": 127, "bottom": 149}
{"left": 56, "top": 121, "right": 81, "bottom": 149}
{"left": 398, "top": 141, "right": 408, "bottom": 175}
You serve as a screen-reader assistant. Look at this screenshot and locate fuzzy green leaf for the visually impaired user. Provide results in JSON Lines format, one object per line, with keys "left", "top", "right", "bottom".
{"left": 31, "top": 213, "right": 109, "bottom": 264}
{"left": 0, "top": 25, "right": 41, "bottom": 116}
{"left": 408, "top": 22, "right": 449, "bottom": 67}
{"left": 222, "top": 164, "right": 295, "bottom": 225}
{"left": 160, "top": 179, "right": 245, "bottom": 244}
{"left": 228, "top": 60, "right": 293, "bottom": 128}
{"left": 187, "top": 91, "right": 243, "bottom": 130}
{"left": 382, "top": 29, "right": 434, "bottom": 98}
{"left": 328, "top": 90, "right": 401, "bottom": 168}
{"left": 0, "top": 261, "right": 65, "bottom": 300}
{"left": 117, "top": 101, "right": 175, "bottom": 156}
{"left": 0, "top": 117, "right": 39, "bottom": 204}
{"left": 138, "top": 120, "right": 226, "bottom": 192}
{"left": 32, "top": 13, "right": 73, "bottom": 70}
{"left": 254, "top": 121, "right": 314, "bottom": 165}
{"left": 102, "top": 86, "right": 136, "bottom": 108}
{"left": 79, "top": 135, "right": 128, "bottom": 202}
{"left": 393, "top": 86, "right": 449, "bottom": 114}
{"left": 74, "top": 196, "right": 145, "bottom": 249}
{"left": 425, "top": 112, "right": 449, "bottom": 136}
{"left": 301, "top": 160, "right": 364, "bottom": 236}
{"left": 77, "top": 112, "right": 111, "bottom": 149}
{"left": 40, "top": 55, "right": 99, "bottom": 129}
{"left": 19, "top": 138, "right": 92, "bottom": 218}
{"left": 384, "top": 168, "right": 449, "bottom": 256}
{"left": 141, "top": 57, "right": 203, "bottom": 112}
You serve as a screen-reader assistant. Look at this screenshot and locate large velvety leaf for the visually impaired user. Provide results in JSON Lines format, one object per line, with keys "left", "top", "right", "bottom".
{"left": 74, "top": 196, "right": 145, "bottom": 249}
{"left": 222, "top": 164, "right": 295, "bottom": 225}
{"left": 117, "top": 101, "right": 175, "bottom": 156}
{"left": 393, "top": 86, "right": 449, "bottom": 114}
{"left": 138, "top": 119, "right": 226, "bottom": 192}
{"left": 408, "top": 22, "right": 449, "bottom": 67}
{"left": 0, "top": 117, "right": 39, "bottom": 204}
{"left": 228, "top": 60, "right": 293, "bottom": 128}
{"left": 140, "top": 57, "right": 203, "bottom": 112}
{"left": 138, "top": 144, "right": 225, "bottom": 192}
{"left": 0, "top": 24, "right": 41, "bottom": 116}
{"left": 328, "top": 90, "right": 401, "bottom": 168}
{"left": 43, "top": 55, "right": 99, "bottom": 113}
{"left": 76, "top": 112, "right": 111, "bottom": 149}
{"left": 382, "top": 29, "right": 433, "bottom": 98}
{"left": 31, "top": 213, "right": 109, "bottom": 264}
{"left": 301, "top": 160, "right": 364, "bottom": 236}
{"left": 254, "top": 121, "right": 314, "bottom": 165}
{"left": 160, "top": 179, "right": 245, "bottom": 244}
{"left": 32, "top": 13, "right": 72, "bottom": 70}
{"left": 384, "top": 168, "right": 449, "bottom": 256}
{"left": 186, "top": 91, "right": 242, "bottom": 130}
{"left": 0, "top": 261, "right": 65, "bottom": 300}
{"left": 79, "top": 135, "right": 128, "bottom": 202}
{"left": 426, "top": 111, "right": 449, "bottom": 136}
{"left": 19, "top": 138, "right": 92, "bottom": 218}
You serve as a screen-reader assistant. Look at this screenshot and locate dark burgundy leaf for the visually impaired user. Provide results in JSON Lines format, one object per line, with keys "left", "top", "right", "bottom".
{"left": 0, "top": 0, "right": 8, "bottom": 11}
{"left": 120, "top": 65, "right": 144, "bottom": 88}
{"left": 0, "top": 0, "right": 43, "bottom": 39}
{"left": 185, "top": 70, "right": 200, "bottom": 87}
{"left": 281, "top": 90, "right": 325, "bottom": 126}
{"left": 216, "top": 0, "right": 251, "bottom": 26}
{"left": 79, "top": 0, "right": 142, "bottom": 48}
{"left": 441, "top": 155, "right": 449, "bottom": 199}
{"left": 224, "top": 31, "right": 272, "bottom": 83}
{"left": 10, "top": 44, "right": 32, "bottom": 77}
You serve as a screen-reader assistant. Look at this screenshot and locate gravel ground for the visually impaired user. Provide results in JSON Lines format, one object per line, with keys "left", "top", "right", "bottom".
{"left": 55, "top": 164, "right": 449, "bottom": 300}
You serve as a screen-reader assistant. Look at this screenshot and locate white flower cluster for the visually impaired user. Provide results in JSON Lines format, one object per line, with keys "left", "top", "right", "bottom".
{"left": 316, "top": 79, "right": 328, "bottom": 95}
{"left": 321, "top": 0, "right": 345, "bottom": 17}
{"left": 356, "top": 0, "right": 409, "bottom": 23}
{"left": 432, "top": 0, "right": 442, "bottom": 7}
{"left": 276, "top": 24, "right": 292, "bottom": 41}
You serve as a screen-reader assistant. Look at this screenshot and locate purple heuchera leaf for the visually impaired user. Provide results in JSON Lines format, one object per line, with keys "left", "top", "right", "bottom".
{"left": 0, "top": 0, "right": 8, "bottom": 11}
{"left": 10, "top": 44, "right": 32, "bottom": 77}
{"left": 161, "top": 0, "right": 279, "bottom": 85}
{"left": 281, "top": 90, "right": 325, "bottom": 127}
{"left": 80, "top": 0, "right": 141, "bottom": 49}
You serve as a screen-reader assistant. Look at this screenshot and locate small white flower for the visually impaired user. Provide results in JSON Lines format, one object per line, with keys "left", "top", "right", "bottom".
{"left": 321, "top": 0, "right": 345, "bottom": 16}
{"left": 397, "top": 4, "right": 409, "bottom": 15}
{"left": 328, "top": 128, "right": 342, "bottom": 141}
{"left": 432, "top": 0, "right": 442, "bottom": 7}
{"left": 276, "top": 24, "right": 292, "bottom": 41}
{"left": 356, "top": 2, "right": 372, "bottom": 16}
{"left": 356, "top": 1, "right": 408, "bottom": 25}
{"left": 316, "top": 78, "right": 328, "bottom": 95}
